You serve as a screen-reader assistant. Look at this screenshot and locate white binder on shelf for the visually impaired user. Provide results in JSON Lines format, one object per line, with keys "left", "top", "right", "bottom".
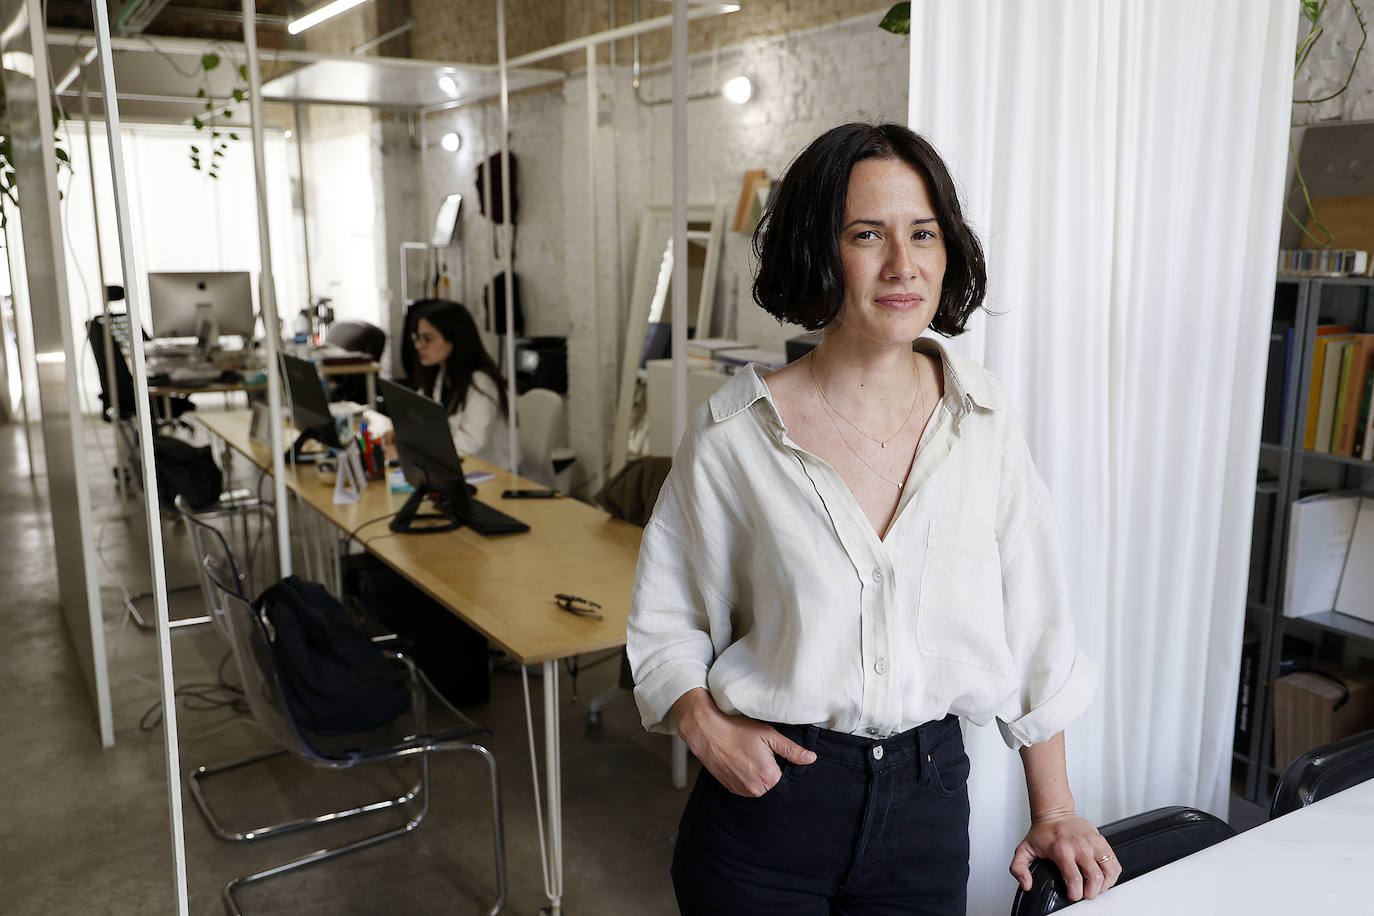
{"left": 1335, "top": 497, "right": 1374, "bottom": 625}
{"left": 1283, "top": 491, "right": 1362, "bottom": 618}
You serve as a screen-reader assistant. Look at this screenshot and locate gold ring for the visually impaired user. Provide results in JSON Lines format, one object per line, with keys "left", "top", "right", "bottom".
{"left": 1095, "top": 854, "right": 1115, "bottom": 865}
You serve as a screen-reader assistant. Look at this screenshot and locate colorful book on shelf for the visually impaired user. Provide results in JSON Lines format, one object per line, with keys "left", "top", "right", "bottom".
{"left": 1314, "top": 340, "right": 1351, "bottom": 454}
{"left": 1336, "top": 335, "right": 1374, "bottom": 455}
{"left": 1355, "top": 371, "right": 1374, "bottom": 459}
{"left": 1304, "top": 325, "right": 1353, "bottom": 450}
{"left": 1283, "top": 490, "right": 1362, "bottom": 618}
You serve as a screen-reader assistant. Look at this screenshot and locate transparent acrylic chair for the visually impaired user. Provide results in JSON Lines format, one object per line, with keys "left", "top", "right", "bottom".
{"left": 193, "top": 566, "right": 506, "bottom": 915}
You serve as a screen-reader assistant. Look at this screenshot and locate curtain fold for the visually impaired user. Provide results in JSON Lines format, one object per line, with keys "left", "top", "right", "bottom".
{"left": 908, "top": 3, "right": 1297, "bottom": 913}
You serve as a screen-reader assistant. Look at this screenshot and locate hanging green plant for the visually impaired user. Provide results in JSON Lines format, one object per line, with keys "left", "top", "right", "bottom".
{"left": 879, "top": 3, "right": 911, "bottom": 36}
{"left": 1289, "top": 0, "right": 1368, "bottom": 248}
{"left": 0, "top": 71, "right": 71, "bottom": 228}
{"left": 188, "top": 51, "right": 249, "bottom": 180}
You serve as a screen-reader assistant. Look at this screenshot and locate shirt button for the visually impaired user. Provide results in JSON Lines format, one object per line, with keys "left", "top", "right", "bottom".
{"left": 871, "top": 569, "right": 882, "bottom": 583}
{"left": 873, "top": 745, "right": 884, "bottom": 760}
{"left": 866, "top": 727, "right": 879, "bottom": 736}
{"left": 874, "top": 658, "right": 889, "bottom": 675}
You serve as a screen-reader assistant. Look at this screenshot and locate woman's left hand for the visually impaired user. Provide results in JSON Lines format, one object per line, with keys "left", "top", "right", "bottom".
{"left": 1009, "top": 811, "right": 1121, "bottom": 902}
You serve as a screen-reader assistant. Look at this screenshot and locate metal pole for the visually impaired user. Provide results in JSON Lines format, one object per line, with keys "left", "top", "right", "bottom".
{"left": 497, "top": 0, "right": 517, "bottom": 474}
{"left": 78, "top": 77, "right": 124, "bottom": 501}
{"left": 242, "top": 0, "right": 293, "bottom": 577}
{"left": 1, "top": 205, "right": 39, "bottom": 478}
{"left": 88, "top": 0, "right": 190, "bottom": 911}
{"left": 671, "top": 0, "right": 687, "bottom": 444}
{"left": 586, "top": 45, "right": 605, "bottom": 490}
{"left": 292, "top": 103, "right": 314, "bottom": 307}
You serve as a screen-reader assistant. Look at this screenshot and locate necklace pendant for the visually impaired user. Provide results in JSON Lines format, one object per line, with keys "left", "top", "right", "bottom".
{"left": 880, "top": 441, "right": 886, "bottom": 448}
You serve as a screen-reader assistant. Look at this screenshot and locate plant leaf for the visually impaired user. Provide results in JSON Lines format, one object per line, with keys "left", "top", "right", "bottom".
{"left": 202, "top": 52, "right": 220, "bottom": 71}
{"left": 238, "top": 64, "right": 248, "bottom": 80}
{"left": 232, "top": 88, "right": 245, "bottom": 103}
{"left": 878, "top": 2, "right": 910, "bottom": 35}
{"left": 54, "top": 148, "right": 69, "bottom": 162}
{"left": 229, "top": 133, "right": 239, "bottom": 141}
{"left": 196, "top": 87, "right": 205, "bottom": 98}
{"left": 192, "top": 116, "right": 204, "bottom": 130}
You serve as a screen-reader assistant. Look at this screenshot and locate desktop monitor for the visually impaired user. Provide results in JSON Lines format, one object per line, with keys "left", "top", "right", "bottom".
{"left": 379, "top": 378, "right": 528, "bottom": 536}
{"left": 147, "top": 271, "right": 255, "bottom": 338}
{"left": 281, "top": 353, "right": 346, "bottom": 457}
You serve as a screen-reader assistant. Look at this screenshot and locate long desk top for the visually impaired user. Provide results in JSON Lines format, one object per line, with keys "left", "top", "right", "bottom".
{"left": 1077, "top": 779, "right": 1372, "bottom": 914}
{"left": 196, "top": 410, "right": 642, "bottom": 666}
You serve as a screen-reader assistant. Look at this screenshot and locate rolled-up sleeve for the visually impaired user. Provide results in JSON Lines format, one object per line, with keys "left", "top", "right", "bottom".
{"left": 994, "top": 484, "right": 1098, "bottom": 749}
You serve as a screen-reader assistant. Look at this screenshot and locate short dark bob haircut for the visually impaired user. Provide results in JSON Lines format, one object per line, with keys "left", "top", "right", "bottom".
{"left": 752, "top": 122, "right": 986, "bottom": 336}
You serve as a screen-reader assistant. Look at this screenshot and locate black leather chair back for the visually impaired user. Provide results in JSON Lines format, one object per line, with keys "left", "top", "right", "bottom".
{"left": 1270, "top": 728, "right": 1374, "bottom": 819}
{"left": 326, "top": 320, "right": 386, "bottom": 360}
{"left": 1009, "top": 806, "right": 1235, "bottom": 915}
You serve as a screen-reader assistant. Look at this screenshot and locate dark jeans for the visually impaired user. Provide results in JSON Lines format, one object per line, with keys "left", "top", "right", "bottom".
{"left": 672, "top": 715, "right": 970, "bottom": 916}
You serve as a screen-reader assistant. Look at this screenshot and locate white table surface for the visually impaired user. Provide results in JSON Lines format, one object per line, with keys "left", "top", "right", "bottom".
{"left": 1076, "top": 779, "right": 1371, "bottom": 914}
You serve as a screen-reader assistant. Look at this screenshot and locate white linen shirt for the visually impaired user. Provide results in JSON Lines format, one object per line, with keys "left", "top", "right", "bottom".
{"left": 626, "top": 338, "right": 1097, "bottom": 750}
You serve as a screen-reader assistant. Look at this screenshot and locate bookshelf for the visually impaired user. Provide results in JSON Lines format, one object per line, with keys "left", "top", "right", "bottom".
{"left": 1238, "top": 276, "right": 1374, "bottom": 803}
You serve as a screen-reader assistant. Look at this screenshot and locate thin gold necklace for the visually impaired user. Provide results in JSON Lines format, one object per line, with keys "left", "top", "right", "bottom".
{"left": 809, "top": 355, "right": 924, "bottom": 490}
{"left": 809, "top": 350, "right": 923, "bottom": 448}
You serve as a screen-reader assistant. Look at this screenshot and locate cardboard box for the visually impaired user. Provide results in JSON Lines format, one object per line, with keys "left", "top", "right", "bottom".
{"left": 1272, "top": 664, "right": 1374, "bottom": 772}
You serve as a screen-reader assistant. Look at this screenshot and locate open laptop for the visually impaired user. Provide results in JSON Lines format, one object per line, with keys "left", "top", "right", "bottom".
{"left": 379, "top": 377, "right": 529, "bottom": 536}
{"left": 280, "top": 353, "right": 347, "bottom": 460}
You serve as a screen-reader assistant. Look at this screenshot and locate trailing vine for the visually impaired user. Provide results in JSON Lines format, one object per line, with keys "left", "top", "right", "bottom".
{"left": 1288, "top": 0, "right": 1369, "bottom": 248}
{"left": 188, "top": 51, "right": 250, "bottom": 180}
{"left": 0, "top": 72, "right": 70, "bottom": 228}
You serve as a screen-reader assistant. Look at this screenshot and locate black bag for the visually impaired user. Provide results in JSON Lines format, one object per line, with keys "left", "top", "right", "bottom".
{"left": 152, "top": 436, "right": 222, "bottom": 510}
{"left": 254, "top": 576, "right": 409, "bottom": 735}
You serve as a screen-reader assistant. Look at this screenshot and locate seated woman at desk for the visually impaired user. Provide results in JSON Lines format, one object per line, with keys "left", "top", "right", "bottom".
{"left": 376, "top": 300, "right": 517, "bottom": 469}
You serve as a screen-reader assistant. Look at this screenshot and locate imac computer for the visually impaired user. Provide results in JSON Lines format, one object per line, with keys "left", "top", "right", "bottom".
{"left": 281, "top": 354, "right": 347, "bottom": 460}
{"left": 379, "top": 378, "right": 529, "bottom": 536}
{"left": 147, "top": 271, "right": 255, "bottom": 340}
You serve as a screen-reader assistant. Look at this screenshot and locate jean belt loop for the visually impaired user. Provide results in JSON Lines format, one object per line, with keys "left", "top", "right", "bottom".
{"left": 803, "top": 724, "right": 820, "bottom": 754}
{"left": 914, "top": 722, "right": 926, "bottom": 780}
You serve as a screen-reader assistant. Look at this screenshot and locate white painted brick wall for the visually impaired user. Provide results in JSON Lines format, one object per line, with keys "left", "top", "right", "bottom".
{"left": 389, "top": 13, "right": 908, "bottom": 487}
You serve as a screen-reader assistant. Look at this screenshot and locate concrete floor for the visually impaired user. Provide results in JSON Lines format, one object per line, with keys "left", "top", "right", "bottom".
{"left": 0, "top": 419, "right": 687, "bottom": 915}
{"left": 0, "top": 417, "right": 1278, "bottom": 915}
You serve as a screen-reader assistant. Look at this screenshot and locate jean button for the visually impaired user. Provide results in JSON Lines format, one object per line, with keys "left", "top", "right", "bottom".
{"left": 866, "top": 726, "right": 879, "bottom": 736}
{"left": 873, "top": 745, "right": 884, "bottom": 761}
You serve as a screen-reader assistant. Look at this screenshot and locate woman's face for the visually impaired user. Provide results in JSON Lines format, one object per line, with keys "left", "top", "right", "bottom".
{"left": 833, "top": 156, "right": 947, "bottom": 346}
{"left": 413, "top": 317, "right": 453, "bottom": 367}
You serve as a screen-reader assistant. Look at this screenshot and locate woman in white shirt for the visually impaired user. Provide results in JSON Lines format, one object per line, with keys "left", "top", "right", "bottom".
{"left": 404, "top": 300, "right": 515, "bottom": 469}
{"left": 627, "top": 123, "right": 1118, "bottom": 914}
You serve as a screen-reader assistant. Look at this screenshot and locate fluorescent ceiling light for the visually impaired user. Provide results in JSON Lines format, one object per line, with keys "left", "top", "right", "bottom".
{"left": 440, "top": 132, "right": 460, "bottom": 152}
{"left": 288, "top": 0, "right": 373, "bottom": 36}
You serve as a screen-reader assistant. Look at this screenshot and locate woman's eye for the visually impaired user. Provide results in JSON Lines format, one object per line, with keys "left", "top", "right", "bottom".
{"left": 854, "top": 229, "right": 879, "bottom": 241}
{"left": 914, "top": 229, "right": 937, "bottom": 241}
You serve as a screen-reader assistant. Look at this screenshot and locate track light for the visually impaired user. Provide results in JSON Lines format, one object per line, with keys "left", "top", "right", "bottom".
{"left": 722, "top": 75, "right": 752, "bottom": 105}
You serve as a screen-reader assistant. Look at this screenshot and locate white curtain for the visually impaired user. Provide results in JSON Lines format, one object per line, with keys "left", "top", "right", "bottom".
{"left": 907, "top": 3, "right": 1297, "bottom": 913}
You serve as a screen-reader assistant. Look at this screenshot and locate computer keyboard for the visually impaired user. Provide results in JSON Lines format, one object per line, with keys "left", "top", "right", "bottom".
{"left": 462, "top": 498, "right": 529, "bottom": 535}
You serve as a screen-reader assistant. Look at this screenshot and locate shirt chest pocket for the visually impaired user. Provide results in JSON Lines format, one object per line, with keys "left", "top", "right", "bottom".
{"left": 915, "top": 519, "right": 1012, "bottom": 674}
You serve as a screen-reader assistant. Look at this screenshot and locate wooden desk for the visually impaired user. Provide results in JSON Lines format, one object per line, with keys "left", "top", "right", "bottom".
{"left": 148, "top": 360, "right": 382, "bottom": 406}
{"left": 1078, "top": 780, "right": 1373, "bottom": 914}
{"left": 195, "top": 409, "right": 640, "bottom": 914}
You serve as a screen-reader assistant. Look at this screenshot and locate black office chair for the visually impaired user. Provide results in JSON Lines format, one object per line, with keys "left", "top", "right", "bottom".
{"left": 191, "top": 565, "right": 507, "bottom": 915}
{"left": 324, "top": 319, "right": 386, "bottom": 403}
{"left": 1008, "top": 806, "right": 1235, "bottom": 914}
{"left": 87, "top": 313, "right": 195, "bottom": 427}
{"left": 1270, "top": 728, "right": 1374, "bottom": 819}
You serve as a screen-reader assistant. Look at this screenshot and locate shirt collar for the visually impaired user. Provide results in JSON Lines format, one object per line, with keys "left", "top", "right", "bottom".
{"left": 708, "top": 336, "right": 1005, "bottom": 425}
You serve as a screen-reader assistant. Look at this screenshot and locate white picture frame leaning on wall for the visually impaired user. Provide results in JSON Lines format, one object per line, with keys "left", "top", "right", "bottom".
{"left": 611, "top": 203, "right": 726, "bottom": 475}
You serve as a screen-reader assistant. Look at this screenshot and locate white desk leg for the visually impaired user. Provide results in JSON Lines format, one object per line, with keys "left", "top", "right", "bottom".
{"left": 522, "top": 662, "right": 564, "bottom": 916}
{"left": 543, "top": 659, "right": 564, "bottom": 914}
{"left": 366, "top": 370, "right": 377, "bottom": 409}
{"left": 672, "top": 735, "right": 688, "bottom": 789}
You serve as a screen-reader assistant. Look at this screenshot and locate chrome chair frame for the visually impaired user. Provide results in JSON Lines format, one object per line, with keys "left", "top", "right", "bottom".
{"left": 193, "top": 570, "right": 506, "bottom": 915}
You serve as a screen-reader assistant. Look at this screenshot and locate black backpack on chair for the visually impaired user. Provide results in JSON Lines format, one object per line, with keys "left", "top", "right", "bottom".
{"left": 254, "top": 576, "right": 409, "bottom": 736}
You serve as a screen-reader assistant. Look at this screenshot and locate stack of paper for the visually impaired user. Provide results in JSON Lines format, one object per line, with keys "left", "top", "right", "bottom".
{"left": 1284, "top": 491, "right": 1362, "bottom": 618}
